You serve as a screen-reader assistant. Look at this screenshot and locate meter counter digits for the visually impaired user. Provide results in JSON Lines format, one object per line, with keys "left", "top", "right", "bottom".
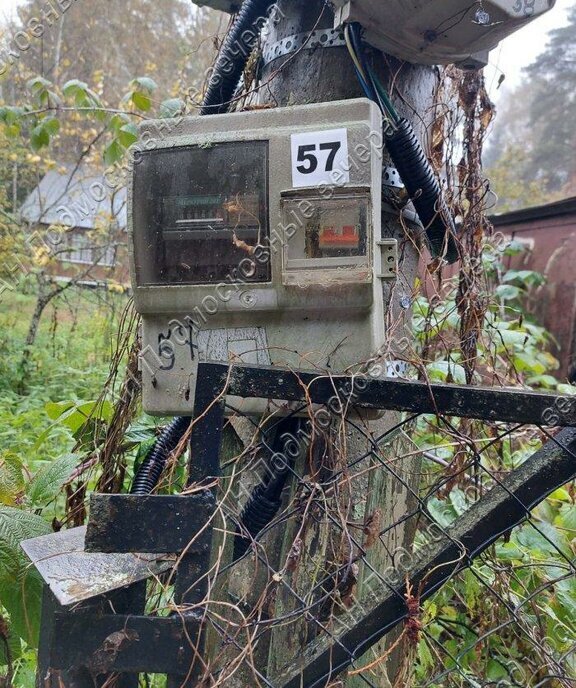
{"left": 128, "top": 99, "right": 404, "bottom": 416}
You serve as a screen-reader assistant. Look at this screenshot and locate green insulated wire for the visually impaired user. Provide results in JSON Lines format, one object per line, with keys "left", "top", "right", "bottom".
{"left": 371, "top": 72, "right": 401, "bottom": 125}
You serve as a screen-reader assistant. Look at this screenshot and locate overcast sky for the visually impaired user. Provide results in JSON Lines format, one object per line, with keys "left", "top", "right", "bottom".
{"left": 1, "top": 0, "right": 573, "bottom": 102}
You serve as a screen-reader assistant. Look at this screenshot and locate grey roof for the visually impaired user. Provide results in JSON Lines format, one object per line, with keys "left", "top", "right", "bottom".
{"left": 491, "top": 196, "right": 576, "bottom": 226}
{"left": 20, "top": 165, "right": 127, "bottom": 230}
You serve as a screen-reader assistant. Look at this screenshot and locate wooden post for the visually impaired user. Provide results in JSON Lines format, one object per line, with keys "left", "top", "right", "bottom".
{"left": 258, "top": 1, "right": 437, "bottom": 684}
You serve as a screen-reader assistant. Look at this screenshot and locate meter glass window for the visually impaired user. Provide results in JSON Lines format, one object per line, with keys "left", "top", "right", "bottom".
{"left": 133, "top": 141, "right": 269, "bottom": 285}
{"left": 283, "top": 194, "right": 370, "bottom": 270}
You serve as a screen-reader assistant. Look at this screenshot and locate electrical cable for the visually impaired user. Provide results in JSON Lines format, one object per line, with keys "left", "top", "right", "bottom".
{"left": 344, "top": 21, "right": 459, "bottom": 263}
{"left": 344, "top": 25, "right": 377, "bottom": 102}
{"left": 233, "top": 417, "right": 302, "bottom": 561}
{"left": 130, "top": 416, "right": 192, "bottom": 495}
{"left": 201, "top": 0, "right": 278, "bottom": 115}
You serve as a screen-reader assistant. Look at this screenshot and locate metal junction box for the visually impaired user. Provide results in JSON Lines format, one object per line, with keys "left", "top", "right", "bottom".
{"left": 332, "top": 0, "right": 556, "bottom": 67}
{"left": 192, "top": 1, "right": 555, "bottom": 68}
{"left": 128, "top": 99, "right": 396, "bottom": 416}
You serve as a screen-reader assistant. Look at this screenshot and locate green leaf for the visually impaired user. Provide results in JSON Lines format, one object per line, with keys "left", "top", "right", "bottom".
{"left": 104, "top": 139, "right": 125, "bottom": 166}
{"left": 427, "top": 497, "right": 457, "bottom": 528}
{"left": 495, "top": 541, "right": 525, "bottom": 561}
{"left": 426, "top": 360, "right": 467, "bottom": 384}
{"left": 0, "top": 455, "right": 25, "bottom": 506}
{"left": 117, "top": 123, "right": 138, "bottom": 147}
{"left": 0, "top": 507, "right": 51, "bottom": 552}
{"left": 558, "top": 505, "right": 576, "bottom": 532}
{"left": 26, "top": 76, "right": 52, "bottom": 94}
{"left": 513, "top": 351, "right": 546, "bottom": 375}
{"left": 30, "top": 124, "right": 50, "bottom": 152}
{"left": 62, "top": 78, "right": 89, "bottom": 97}
{"left": 26, "top": 454, "right": 77, "bottom": 507}
{"left": 449, "top": 488, "right": 469, "bottom": 516}
{"left": 26, "top": 76, "right": 58, "bottom": 106}
{"left": 516, "top": 521, "right": 571, "bottom": 558}
{"left": 130, "top": 76, "right": 158, "bottom": 93}
{"left": 4, "top": 124, "right": 20, "bottom": 139}
{"left": 131, "top": 91, "right": 152, "bottom": 111}
{"left": 525, "top": 374, "right": 558, "bottom": 389}
{"left": 0, "top": 106, "right": 25, "bottom": 126}
{"left": 495, "top": 284, "right": 522, "bottom": 301}
{"left": 0, "top": 622, "right": 23, "bottom": 664}
{"left": 503, "top": 269, "right": 546, "bottom": 287}
{"left": 160, "top": 98, "right": 185, "bottom": 118}
{"left": 557, "top": 383, "right": 576, "bottom": 395}
{"left": 108, "top": 112, "right": 131, "bottom": 132}
{"left": 62, "top": 79, "right": 101, "bottom": 108}
{"left": 494, "top": 327, "right": 528, "bottom": 348}
{"left": 43, "top": 117, "right": 60, "bottom": 136}
{"left": 45, "top": 401, "right": 75, "bottom": 421}
{"left": 45, "top": 400, "right": 112, "bottom": 433}
{"left": 0, "top": 563, "right": 44, "bottom": 647}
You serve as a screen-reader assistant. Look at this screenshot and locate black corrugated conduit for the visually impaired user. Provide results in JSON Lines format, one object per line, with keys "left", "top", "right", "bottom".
{"left": 344, "top": 22, "right": 459, "bottom": 264}
{"left": 385, "top": 118, "right": 460, "bottom": 264}
{"left": 200, "top": 0, "right": 278, "bottom": 115}
{"left": 233, "top": 418, "right": 301, "bottom": 561}
{"left": 130, "top": 416, "right": 192, "bottom": 495}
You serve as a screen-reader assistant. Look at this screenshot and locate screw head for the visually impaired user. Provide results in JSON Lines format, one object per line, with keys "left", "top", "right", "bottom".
{"left": 474, "top": 8, "right": 491, "bottom": 25}
{"left": 400, "top": 295, "right": 411, "bottom": 310}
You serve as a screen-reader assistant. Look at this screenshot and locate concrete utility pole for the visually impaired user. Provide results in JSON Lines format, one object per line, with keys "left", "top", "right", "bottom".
{"left": 251, "top": 1, "right": 439, "bottom": 685}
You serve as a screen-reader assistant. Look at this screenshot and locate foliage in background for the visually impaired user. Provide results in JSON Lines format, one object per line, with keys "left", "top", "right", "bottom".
{"left": 485, "top": 4, "right": 576, "bottom": 210}
{"left": 0, "top": 287, "right": 158, "bottom": 685}
{"left": 410, "top": 238, "right": 576, "bottom": 685}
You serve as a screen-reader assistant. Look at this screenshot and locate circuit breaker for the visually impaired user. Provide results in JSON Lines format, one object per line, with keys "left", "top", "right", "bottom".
{"left": 129, "top": 99, "right": 398, "bottom": 416}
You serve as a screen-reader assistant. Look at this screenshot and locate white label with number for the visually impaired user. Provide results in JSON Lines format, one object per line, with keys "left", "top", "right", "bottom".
{"left": 290, "top": 128, "right": 350, "bottom": 188}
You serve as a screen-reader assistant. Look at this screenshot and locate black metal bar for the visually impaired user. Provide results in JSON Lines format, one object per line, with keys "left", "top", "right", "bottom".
{"left": 165, "top": 367, "right": 225, "bottom": 688}
{"left": 86, "top": 493, "right": 216, "bottom": 553}
{"left": 274, "top": 427, "right": 576, "bottom": 688}
{"left": 36, "top": 587, "right": 94, "bottom": 688}
{"left": 49, "top": 612, "right": 203, "bottom": 675}
{"left": 37, "top": 584, "right": 145, "bottom": 688}
{"left": 187, "top": 365, "right": 226, "bottom": 487}
{"left": 197, "top": 361, "right": 576, "bottom": 426}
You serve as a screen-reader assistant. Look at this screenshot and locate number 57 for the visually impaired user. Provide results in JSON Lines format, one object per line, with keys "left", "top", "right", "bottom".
{"left": 297, "top": 141, "right": 342, "bottom": 174}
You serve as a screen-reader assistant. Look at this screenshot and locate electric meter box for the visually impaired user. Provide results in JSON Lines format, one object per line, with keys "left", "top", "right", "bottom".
{"left": 332, "top": 0, "right": 555, "bottom": 66}
{"left": 128, "top": 99, "right": 397, "bottom": 416}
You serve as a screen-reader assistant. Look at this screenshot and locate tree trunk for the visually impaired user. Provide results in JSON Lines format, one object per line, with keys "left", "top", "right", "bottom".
{"left": 18, "top": 275, "right": 50, "bottom": 391}
{"left": 256, "top": 2, "right": 437, "bottom": 685}
{"left": 206, "top": 3, "right": 442, "bottom": 685}
{"left": 19, "top": 273, "right": 69, "bottom": 392}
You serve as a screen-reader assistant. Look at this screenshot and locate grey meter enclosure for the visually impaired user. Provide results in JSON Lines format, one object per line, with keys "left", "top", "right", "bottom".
{"left": 129, "top": 99, "right": 397, "bottom": 416}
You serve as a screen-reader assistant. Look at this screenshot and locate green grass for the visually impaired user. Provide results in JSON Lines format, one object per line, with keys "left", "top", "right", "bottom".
{"left": 0, "top": 286, "right": 132, "bottom": 686}
{"left": 0, "top": 286, "right": 128, "bottom": 463}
